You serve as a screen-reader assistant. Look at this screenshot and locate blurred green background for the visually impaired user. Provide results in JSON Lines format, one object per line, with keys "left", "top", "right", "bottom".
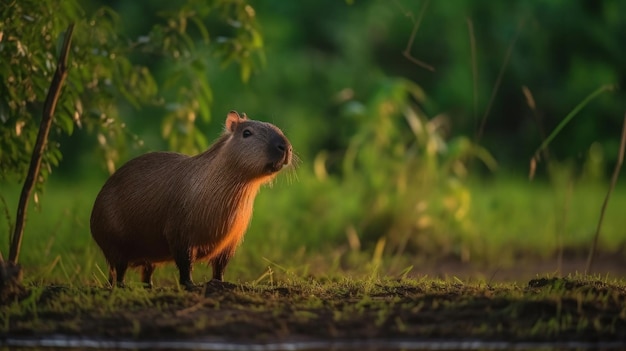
{"left": 1, "top": 0, "right": 625, "bottom": 284}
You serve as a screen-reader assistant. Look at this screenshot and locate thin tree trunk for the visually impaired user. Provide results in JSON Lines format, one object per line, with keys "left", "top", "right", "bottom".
{"left": 8, "top": 24, "right": 75, "bottom": 264}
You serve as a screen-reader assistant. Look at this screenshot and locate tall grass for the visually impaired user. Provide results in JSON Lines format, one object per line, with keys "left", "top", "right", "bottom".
{"left": 2, "top": 169, "right": 624, "bottom": 287}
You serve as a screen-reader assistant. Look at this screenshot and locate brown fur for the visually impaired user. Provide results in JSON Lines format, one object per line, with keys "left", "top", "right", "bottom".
{"left": 90, "top": 111, "right": 292, "bottom": 288}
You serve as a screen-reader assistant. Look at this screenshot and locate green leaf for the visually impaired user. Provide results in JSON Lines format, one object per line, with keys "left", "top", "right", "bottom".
{"left": 189, "top": 16, "right": 210, "bottom": 44}
{"left": 196, "top": 79, "right": 213, "bottom": 122}
{"left": 240, "top": 60, "right": 251, "bottom": 83}
{"left": 56, "top": 113, "right": 74, "bottom": 135}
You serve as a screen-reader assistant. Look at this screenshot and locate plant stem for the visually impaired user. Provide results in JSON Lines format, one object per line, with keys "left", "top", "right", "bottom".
{"left": 585, "top": 112, "right": 626, "bottom": 273}
{"left": 476, "top": 18, "right": 524, "bottom": 144}
{"left": 401, "top": 0, "right": 434, "bottom": 72}
{"left": 9, "top": 24, "right": 75, "bottom": 264}
{"left": 467, "top": 17, "right": 478, "bottom": 128}
{"left": 533, "top": 84, "right": 615, "bottom": 159}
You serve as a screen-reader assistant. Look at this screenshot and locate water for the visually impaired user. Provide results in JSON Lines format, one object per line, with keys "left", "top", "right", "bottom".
{"left": 3, "top": 336, "right": 626, "bottom": 351}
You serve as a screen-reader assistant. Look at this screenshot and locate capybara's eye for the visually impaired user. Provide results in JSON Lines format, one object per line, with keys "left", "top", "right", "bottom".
{"left": 242, "top": 129, "right": 253, "bottom": 138}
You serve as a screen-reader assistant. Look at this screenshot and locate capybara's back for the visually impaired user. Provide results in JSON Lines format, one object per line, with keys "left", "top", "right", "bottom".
{"left": 90, "top": 111, "right": 292, "bottom": 288}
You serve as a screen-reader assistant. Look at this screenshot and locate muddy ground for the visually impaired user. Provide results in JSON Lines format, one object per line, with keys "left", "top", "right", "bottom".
{"left": 413, "top": 252, "right": 626, "bottom": 282}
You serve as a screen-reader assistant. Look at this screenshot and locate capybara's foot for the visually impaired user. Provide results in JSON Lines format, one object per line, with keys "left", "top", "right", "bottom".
{"left": 181, "top": 280, "right": 197, "bottom": 291}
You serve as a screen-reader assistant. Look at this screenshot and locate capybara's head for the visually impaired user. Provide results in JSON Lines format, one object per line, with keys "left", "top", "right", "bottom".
{"left": 222, "top": 111, "right": 292, "bottom": 181}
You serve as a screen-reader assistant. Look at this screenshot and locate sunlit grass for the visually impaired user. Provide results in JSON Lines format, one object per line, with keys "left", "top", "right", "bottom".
{"left": 1, "top": 172, "right": 624, "bottom": 286}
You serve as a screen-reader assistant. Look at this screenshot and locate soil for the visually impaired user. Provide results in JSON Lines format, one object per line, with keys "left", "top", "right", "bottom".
{"left": 2, "top": 271, "right": 626, "bottom": 348}
{"left": 1, "top": 254, "right": 626, "bottom": 348}
{"left": 413, "top": 251, "right": 626, "bottom": 282}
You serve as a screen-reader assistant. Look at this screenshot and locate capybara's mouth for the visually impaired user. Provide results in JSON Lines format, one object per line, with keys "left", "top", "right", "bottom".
{"left": 265, "top": 159, "right": 288, "bottom": 174}
{"left": 265, "top": 162, "right": 281, "bottom": 174}
{"left": 265, "top": 147, "right": 292, "bottom": 174}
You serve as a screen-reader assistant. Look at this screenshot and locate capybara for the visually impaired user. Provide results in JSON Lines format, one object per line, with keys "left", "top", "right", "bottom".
{"left": 90, "top": 111, "right": 292, "bottom": 288}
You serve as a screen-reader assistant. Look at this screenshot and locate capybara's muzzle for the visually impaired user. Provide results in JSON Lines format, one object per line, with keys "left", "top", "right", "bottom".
{"left": 266, "top": 134, "right": 292, "bottom": 173}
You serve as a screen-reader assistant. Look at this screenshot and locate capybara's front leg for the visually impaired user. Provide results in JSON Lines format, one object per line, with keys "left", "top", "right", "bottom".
{"left": 212, "top": 249, "right": 234, "bottom": 281}
{"left": 174, "top": 248, "right": 194, "bottom": 290}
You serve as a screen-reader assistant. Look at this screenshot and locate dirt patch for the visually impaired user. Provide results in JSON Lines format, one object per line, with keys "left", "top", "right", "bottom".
{"left": 411, "top": 252, "right": 626, "bottom": 282}
{"left": 2, "top": 276, "right": 626, "bottom": 344}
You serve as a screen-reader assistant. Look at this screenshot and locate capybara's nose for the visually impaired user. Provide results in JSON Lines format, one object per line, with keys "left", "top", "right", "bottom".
{"left": 276, "top": 141, "right": 286, "bottom": 153}
{"left": 271, "top": 134, "right": 292, "bottom": 165}
{"left": 272, "top": 135, "right": 288, "bottom": 154}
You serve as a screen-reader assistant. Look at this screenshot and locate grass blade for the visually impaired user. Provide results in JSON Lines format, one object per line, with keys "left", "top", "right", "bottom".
{"left": 532, "top": 84, "right": 615, "bottom": 160}
{"left": 585, "top": 112, "right": 626, "bottom": 273}
{"left": 476, "top": 18, "right": 524, "bottom": 144}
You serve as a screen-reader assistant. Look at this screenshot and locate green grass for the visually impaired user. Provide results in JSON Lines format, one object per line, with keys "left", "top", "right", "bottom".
{"left": 1, "top": 173, "right": 626, "bottom": 286}
{"left": 468, "top": 176, "right": 626, "bottom": 263}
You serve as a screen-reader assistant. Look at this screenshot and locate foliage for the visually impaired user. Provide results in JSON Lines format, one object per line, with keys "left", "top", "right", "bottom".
{"left": 0, "top": 0, "right": 82, "bottom": 187}
{"left": 1, "top": 1, "right": 625, "bottom": 282}
{"left": 149, "top": 0, "right": 264, "bottom": 153}
{"left": 247, "top": 78, "right": 498, "bottom": 264}
{"left": 0, "top": 0, "right": 263, "bottom": 189}
{"left": 209, "top": 0, "right": 624, "bottom": 268}
{"left": 337, "top": 78, "right": 496, "bottom": 260}
{"left": 0, "top": 0, "right": 264, "bottom": 262}
{"left": 227, "top": 0, "right": 624, "bottom": 170}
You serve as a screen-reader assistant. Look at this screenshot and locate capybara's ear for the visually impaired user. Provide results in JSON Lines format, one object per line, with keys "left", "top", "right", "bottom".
{"left": 225, "top": 110, "right": 246, "bottom": 133}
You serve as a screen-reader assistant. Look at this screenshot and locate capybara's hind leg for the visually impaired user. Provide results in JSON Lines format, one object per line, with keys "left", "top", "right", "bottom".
{"left": 142, "top": 263, "right": 155, "bottom": 288}
{"left": 108, "top": 265, "right": 116, "bottom": 288}
{"left": 174, "top": 249, "right": 194, "bottom": 290}
{"left": 114, "top": 262, "right": 128, "bottom": 288}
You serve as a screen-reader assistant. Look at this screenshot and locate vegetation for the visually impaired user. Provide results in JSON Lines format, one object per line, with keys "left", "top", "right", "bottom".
{"left": 1, "top": 0, "right": 263, "bottom": 186}
{"left": 2, "top": 0, "right": 624, "bottom": 270}
{"left": 0, "top": 177, "right": 625, "bottom": 287}
{"left": 1, "top": 0, "right": 625, "bottom": 344}
{"left": 1, "top": 0, "right": 263, "bottom": 277}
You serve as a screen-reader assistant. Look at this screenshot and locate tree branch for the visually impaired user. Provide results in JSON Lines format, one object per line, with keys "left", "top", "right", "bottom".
{"left": 401, "top": 0, "right": 435, "bottom": 72}
{"left": 8, "top": 23, "right": 75, "bottom": 264}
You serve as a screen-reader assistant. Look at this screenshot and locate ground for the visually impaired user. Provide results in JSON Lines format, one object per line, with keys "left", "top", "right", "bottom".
{"left": 2, "top": 257, "right": 626, "bottom": 347}
{"left": 414, "top": 252, "right": 626, "bottom": 282}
